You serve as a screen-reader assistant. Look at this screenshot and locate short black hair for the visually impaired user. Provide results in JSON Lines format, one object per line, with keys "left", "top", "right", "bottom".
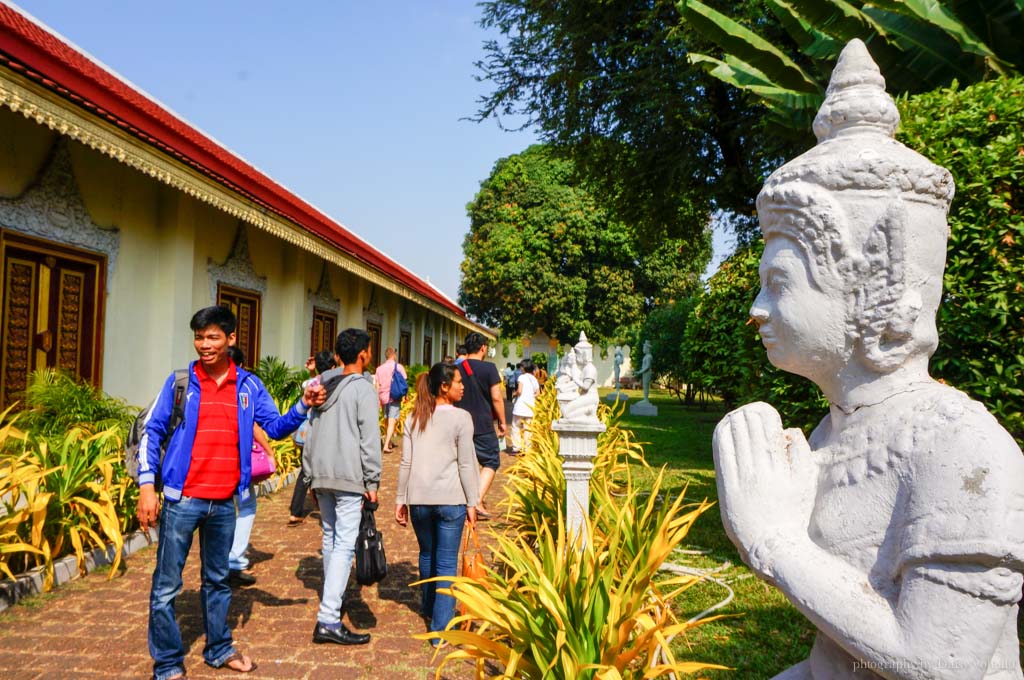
{"left": 227, "top": 346, "right": 245, "bottom": 367}
{"left": 455, "top": 344, "right": 467, "bottom": 356}
{"left": 521, "top": 358, "right": 535, "bottom": 373}
{"left": 190, "top": 305, "right": 236, "bottom": 335}
{"left": 463, "top": 332, "right": 487, "bottom": 355}
{"left": 314, "top": 349, "right": 336, "bottom": 375}
{"left": 335, "top": 328, "right": 371, "bottom": 365}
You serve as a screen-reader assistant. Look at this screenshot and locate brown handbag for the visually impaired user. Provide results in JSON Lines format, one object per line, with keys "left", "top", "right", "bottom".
{"left": 458, "top": 522, "right": 486, "bottom": 621}
{"left": 461, "top": 522, "right": 486, "bottom": 580}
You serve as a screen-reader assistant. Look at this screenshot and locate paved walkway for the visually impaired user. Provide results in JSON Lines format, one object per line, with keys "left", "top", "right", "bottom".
{"left": 0, "top": 433, "right": 514, "bottom": 680}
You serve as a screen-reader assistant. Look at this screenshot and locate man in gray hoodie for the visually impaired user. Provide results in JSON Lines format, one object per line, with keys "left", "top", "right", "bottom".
{"left": 303, "top": 328, "right": 381, "bottom": 645}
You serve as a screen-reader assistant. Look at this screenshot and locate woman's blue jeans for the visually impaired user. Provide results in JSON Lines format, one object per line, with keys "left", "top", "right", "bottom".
{"left": 148, "top": 496, "right": 237, "bottom": 680}
{"left": 409, "top": 504, "right": 466, "bottom": 634}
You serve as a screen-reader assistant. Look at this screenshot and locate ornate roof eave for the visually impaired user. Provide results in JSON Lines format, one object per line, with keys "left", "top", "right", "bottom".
{"left": 0, "top": 65, "right": 489, "bottom": 337}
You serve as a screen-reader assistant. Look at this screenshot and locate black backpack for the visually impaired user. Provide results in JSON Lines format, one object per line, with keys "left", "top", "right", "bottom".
{"left": 124, "top": 369, "right": 189, "bottom": 487}
{"left": 355, "top": 501, "right": 388, "bottom": 586}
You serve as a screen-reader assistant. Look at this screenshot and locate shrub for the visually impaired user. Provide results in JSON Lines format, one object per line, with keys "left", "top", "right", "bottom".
{"left": 252, "top": 356, "right": 308, "bottom": 410}
{"left": 897, "top": 76, "right": 1024, "bottom": 442}
{"left": 0, "top": 407, "right": 125, "bottom": 588}
{"left": 676, "top": 76, "right": 1024, "bottom": 443}
{"left": 426, "top": 382, "right": 722, "bottom": 677}
{"left": 16, "top": 369, "right": 136, "bottom": 442}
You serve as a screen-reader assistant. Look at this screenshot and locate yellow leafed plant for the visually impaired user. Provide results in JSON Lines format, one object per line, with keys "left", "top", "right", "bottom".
{"left": 422, "top": 386, "right": 728, "bottom": 678}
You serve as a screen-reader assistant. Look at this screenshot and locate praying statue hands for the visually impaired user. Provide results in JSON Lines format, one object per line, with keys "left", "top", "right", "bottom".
{"left": 713, "top": 402, "right": 816, "bottom": 579}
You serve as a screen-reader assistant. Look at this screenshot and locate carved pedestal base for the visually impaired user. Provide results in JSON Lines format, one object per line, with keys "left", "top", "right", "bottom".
{"left": 552, "top": 419, "right": 607, "bottom": 545}
{"left": 629, "top": 399, "right": 658, "bottom": 417}
{"left": 604, "top": 390, "right": 628, "bottom": 403}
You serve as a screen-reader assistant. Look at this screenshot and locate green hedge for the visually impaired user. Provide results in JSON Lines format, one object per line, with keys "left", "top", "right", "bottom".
{"left": 670, "top": 75, "right": 1023, "bottom": 442}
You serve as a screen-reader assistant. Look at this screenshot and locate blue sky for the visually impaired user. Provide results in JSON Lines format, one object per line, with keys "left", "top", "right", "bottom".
{"left": 13, "top": 1, "right": 729, "bottom": 302}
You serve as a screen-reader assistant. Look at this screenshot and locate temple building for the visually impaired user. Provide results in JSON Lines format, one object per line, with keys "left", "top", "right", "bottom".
{"left": 0, "top": 4, "right": 490, "bottom": 408}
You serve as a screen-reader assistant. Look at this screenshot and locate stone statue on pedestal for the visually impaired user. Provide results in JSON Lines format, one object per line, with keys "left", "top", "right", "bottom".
{"left": 713, "top": 39, "right": 1024, "bottom": 679}
{"left": 629, "top": 340, "right": 657, "bottom": 416}
{"left": 605, "top": 346, "right": 628, "bottom": 403}
{"left": 556, "top": 332, "right": 600, "bottom": 423}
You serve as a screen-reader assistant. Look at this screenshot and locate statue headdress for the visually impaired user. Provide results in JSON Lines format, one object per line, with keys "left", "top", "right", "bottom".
{"left": 756, "top": 39, "right": 954, "bottom": 371}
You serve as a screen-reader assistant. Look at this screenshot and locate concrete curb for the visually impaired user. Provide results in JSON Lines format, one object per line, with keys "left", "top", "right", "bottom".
{"left": 0, "top": 468, "right": 300, "bottom": 613}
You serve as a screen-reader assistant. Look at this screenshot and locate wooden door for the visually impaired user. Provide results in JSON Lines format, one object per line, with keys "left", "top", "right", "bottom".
{"left": 366, "top": 322, "right": 382, "bottom": 371}
{"left": 1, "top": 231, "right": 105, "bottom": 408}
{"left": 216, "top": 284, "right": 261, "bottom": 366}
{"left": 422, "top": 336, "right": 432, "bottom": 365}
{"left": 399, "top": 330, "right": 411, "bottom": 366}
{"left": 311, "top": 307, "right": 337, "bottom": 355}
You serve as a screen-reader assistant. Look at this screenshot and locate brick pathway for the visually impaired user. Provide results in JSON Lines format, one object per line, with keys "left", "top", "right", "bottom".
{"left": 0, "top": 438, "right": 513, "bottom": 680}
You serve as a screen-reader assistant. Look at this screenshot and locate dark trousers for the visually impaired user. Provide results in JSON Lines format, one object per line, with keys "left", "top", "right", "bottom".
{"left": 289, "top": 466, "right": 312, "bottom": 518}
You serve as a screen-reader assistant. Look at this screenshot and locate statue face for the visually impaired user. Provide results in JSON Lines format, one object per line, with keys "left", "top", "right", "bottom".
{"left": 750, "top": 237, "right": 849, "bottom": 381}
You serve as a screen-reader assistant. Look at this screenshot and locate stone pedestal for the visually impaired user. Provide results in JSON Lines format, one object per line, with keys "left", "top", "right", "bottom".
{"left": 629, "top": 399, "right": 658, "bottom": 417}
{"left": 604, "top": 390, "right": 628, "bottom": 403}
{"left": 551, "top": 419, "right": 606, "bottom": 545}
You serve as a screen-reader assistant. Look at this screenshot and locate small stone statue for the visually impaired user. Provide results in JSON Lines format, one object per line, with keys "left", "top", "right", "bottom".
{"left": 628, "top": 341, "right": 657, "bottom": 416}
{"left": 556, "top": 332, "right": 599, "bottom": 423}
{"left": 637, "top": 341, "right": 652, "bottom": 401}
{"left": 613, "top": 347, "right": 624, "bottom": 391}
{"left": 713, "top": 39, "right": 1024, "bottom": 679}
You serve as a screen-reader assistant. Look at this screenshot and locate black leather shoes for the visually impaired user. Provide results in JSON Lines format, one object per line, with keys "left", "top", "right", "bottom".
{"left": 312, "top": 622, "right": 371, "bottom": 645}
{"left": 228, "top": 569, "right": 257, "bottom": 587}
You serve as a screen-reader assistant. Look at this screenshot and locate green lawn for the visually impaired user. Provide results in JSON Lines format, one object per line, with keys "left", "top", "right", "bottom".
{"left": 610, "top": 389, "right": 816, "bottom": 678}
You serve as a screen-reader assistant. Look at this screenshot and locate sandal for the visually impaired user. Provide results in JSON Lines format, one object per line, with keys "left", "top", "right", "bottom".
{"left": 287, "top": 517, "right": 304, "bottom": 527}
{"left": 221, "top": 652, "right": 257, "bottom": 674}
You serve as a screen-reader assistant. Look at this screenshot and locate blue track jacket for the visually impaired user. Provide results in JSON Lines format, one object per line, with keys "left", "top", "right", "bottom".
{"left": 138, "top": 361, "right": 308, "bottom": 502}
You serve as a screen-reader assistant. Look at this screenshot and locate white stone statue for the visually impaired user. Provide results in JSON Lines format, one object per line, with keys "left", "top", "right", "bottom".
{"left": 637, "top": 340, "right": 653, "bottom": 400}
{"left": 713, "top": 39, "right": 1024, "bottom": 679}
{"left": 613, "top": 347, "right": 624, "bottom": 390}
{"left": 556, "top": 332, "right": 599, "bottom": 423}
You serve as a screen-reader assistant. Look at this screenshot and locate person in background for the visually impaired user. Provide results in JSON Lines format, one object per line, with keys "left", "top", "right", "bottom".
{"left": 374, "top": 347, "right": 407, "bottom": 453}
{"left": 453, "top": 344, "right": 468, "bottom": 366}
{"left": 225, "top": 346, "right": 274, "bottom": 587}
{"left": 137, "top": 305, "right": 323, "bottom": 679}
{"left": 455, "top": 332, "right": 506, "bottom": 519}
{"left": 303, "top": 329, "right": 380, "bottom": 646}
{"left": 288, "top": 350, "right": 336, "bottom": 526}
{"left": 502, "top": 362, "right": 515, "bottom": 401}
{"left": 394, "top": 364, "right": 479, "bottom": 640}
{"left": 510, "top": 359, "right": 539, "bottom": 455}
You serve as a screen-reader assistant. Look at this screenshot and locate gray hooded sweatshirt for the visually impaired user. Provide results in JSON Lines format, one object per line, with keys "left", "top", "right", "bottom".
{"left": 302, "top": 369, "right": 382, "bottom": 495}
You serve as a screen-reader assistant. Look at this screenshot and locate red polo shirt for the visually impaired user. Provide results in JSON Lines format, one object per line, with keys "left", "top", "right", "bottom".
{"left": 182, "top": 360, "right": 240, "bottom": 500}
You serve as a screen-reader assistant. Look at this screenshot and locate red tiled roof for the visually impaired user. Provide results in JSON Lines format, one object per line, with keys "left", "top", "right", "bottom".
{"left": 0, "top": 2, "right": 468, "bottom": 319}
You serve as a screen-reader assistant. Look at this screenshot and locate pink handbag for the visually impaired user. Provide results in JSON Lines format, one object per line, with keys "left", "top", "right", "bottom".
{"left": 250, "top": 442, "right": 276, "bottom": 483}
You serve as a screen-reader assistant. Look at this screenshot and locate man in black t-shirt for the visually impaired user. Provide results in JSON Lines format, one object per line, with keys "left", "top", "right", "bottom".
{"left": 455, "top": 332, "right": 507, "bottom": 518}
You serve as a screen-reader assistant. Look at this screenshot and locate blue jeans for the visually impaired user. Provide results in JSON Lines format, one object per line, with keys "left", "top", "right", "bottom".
{"left": 229, "top": 486, "right": 256, "bottom": 570}
{"left": 409, "top": 504, "right": 466, "bottom": 634}
{"left": 149, "top": 496, "right": 237, "bottom": 680}
{"left": 315, "top": 490, "right": 364, "bottom": 625}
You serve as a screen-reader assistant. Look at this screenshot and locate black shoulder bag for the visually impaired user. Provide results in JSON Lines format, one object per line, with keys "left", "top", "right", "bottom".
{"left": 355, "top": 500, "right": 387, "bottom": 586}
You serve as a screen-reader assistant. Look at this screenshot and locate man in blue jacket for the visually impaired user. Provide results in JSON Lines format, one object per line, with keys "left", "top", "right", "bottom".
{"left": 136, "top": 305, "right": 324, "bottom": 680}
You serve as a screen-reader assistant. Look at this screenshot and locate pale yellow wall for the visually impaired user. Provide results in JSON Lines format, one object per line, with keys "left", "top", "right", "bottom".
{"left": 1, "top": 110, "right": 484, "bottom": 407}
{"left": 0, "top": 107, "right": 56, "bottom": 198}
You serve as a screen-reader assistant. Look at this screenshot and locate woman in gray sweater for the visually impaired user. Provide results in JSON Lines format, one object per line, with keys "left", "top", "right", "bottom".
{"left": 394, "top": 362, "right": 480, "bottom": 639}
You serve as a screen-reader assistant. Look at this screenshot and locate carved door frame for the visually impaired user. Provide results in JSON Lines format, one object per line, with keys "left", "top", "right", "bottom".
{"left": 366, "top": 322, "right": 382, "bottom": 371}
{"left": 1, "top": 230, "right": 105, "bottom": 408}
{"left": 216, "top": 283, "right": 261, "bottom": 367}
{"left": 311, "top": 307, "right": 337, "bottom": 356}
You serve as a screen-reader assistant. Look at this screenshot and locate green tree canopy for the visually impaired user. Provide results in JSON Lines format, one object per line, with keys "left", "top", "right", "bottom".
{"left": 459, "top": 145, "right": 710, "bottom": 343}
{"left": 474, "top": 0, "right": 792, "bottom": 244}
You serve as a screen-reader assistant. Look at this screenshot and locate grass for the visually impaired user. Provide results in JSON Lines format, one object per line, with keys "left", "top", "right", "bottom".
{"left": 607, "top": 388, "right": 816, "bottom": 678}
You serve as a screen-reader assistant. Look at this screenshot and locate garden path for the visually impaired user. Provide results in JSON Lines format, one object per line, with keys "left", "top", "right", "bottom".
{"left": 0, "top": 418, "right": 515, "bottom": 680}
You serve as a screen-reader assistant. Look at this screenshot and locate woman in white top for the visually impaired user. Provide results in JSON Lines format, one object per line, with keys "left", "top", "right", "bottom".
{"left": 394, "top": 362, "right": 480, "bottom": 639}
{"left": 510, "top": 359, "right": 540, "bottom": 454}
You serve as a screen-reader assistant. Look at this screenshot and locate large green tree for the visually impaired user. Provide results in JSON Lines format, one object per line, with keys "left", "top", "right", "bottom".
{"left": 474, "top": 0, "right": 793, "bottom": 244}
{"left": 459, "top": 145, "right": 710, "bottom": 343}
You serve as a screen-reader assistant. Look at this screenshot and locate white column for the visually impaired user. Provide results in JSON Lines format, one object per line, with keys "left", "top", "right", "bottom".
{"left": 551, "top": 419, "right": 606, "bottom": 545}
